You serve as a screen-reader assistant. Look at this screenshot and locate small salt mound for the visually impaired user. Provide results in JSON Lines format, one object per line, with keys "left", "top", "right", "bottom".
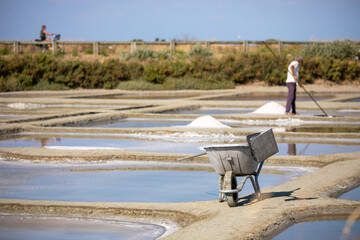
{"left": 185, "top": 115, "right": 231, "bottom": 128}
{"left": 7, "top": 103, "right": 47, "bottom": 109}
{"left": 252, "top": 102, "right": 285, "bottom": 114}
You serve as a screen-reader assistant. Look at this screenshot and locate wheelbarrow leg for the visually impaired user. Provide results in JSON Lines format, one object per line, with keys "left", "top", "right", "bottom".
{"left": 249, "top": 176, "right": 261, "bottom": 200}
{"left": 219, "top": 175, "right": 225, "bottom": 202}
{"left": 247, "top": 161, "right": 264, "bottom": 200}
{"left": 254, "top": 174, "right": 262, "bottom": 200}
{"left": 224, "top": 171, "right": 238, "bottom": 207}
{"left": 254, "top": 161, "right": 264, "bottom": 200}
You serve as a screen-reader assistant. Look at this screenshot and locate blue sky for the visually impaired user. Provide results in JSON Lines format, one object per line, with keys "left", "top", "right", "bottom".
{"left": 0, "top": 0, "right": 359, "bottom": 42}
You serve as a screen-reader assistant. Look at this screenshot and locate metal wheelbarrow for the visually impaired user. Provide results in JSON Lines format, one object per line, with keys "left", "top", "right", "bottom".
{"left": 179, "top": 128, "right": 279, "bottom": 207}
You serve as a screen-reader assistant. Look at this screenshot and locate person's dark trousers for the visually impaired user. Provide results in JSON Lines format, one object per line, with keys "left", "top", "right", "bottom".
{"left": 286, "top": 82, "right": 297, "bottom": 114}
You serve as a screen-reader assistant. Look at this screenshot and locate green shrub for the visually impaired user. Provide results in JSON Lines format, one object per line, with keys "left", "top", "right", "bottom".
{"left": 18, "top": 74, "right": 34, "bottom": 90}
{"left": 323, "top": 41, "right": 358, "bottom": 60}
{"left": 117, "top": 77, "right": 235, "bottom": 90}
{"left": 300, "top": 43, "right": 324, "bottom": 59}
{"left": 320, "top": 58, "right": 349, "bottom": 83}
{"left": 125, "top": 48, "right": 154, "bottom": 60}
{"left": 122, "top": 48, "right": 170, "bottom": 61}
{"left": 173, "top": 50, "right": 188, "bottom": 60}
{"left": 301, "top": 41, "right": 359, "bottom": 60}
{"left": 144, "top": 61, "right": 172, "bottom": 84}
{"left": 0, "top": 76, "right": 6, "bottom": 91}
{"left": 189, "top": 44, "right": 212, "bottom": 57}
{"left": 2, "top": 75, "right": 22, "bottom": 91}
{"left": 345, "top": 62, "right": 360, "bottom": 80}
{"left": 32, "top": 80, "right": 69, "bottom": 90}
{"left": 188, "top": 56, "right": 215, "bottom": 78}
{"left": 117, "top": 79, "right": 164, "bottom": 90}
{"left": 264, "top": 69, "right": 286, "bottom": 86}
{"left": 301, "top": 56, "right": 323, "bottom": 80}
{"left": 168, "top": 61, "right": 189, "bottom": 77}
{"left": 100, "top": 50, "right": 109, "bottom": 56}
{"left": 85, "top": 49, "right": 93, "bottom": 54}
{"left": 165, "top": 77, "right": 234, "bottom": 90}
{"left": 103, "top": 81, "right": 113, "bottom": 89}
{"left": 127, "top": 61, "right": 144, "bottom": 80}
{"left": 54, "top": 75, "right": 69, "bottom": 84}
{"left": 201, "top": 72, "right": 228, "bottom": 82}
{"left": 0, "top": 47, "right": 11, "bottom": 55}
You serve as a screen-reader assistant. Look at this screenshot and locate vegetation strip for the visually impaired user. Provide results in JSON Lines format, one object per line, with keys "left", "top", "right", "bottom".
{"left": 1, "top": 40, "right": 359, "bottom": 91}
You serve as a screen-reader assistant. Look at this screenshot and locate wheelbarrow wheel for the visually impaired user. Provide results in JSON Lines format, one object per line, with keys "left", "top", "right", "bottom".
{"left": 224, "top": 171, "right": 238, "bottom": 207}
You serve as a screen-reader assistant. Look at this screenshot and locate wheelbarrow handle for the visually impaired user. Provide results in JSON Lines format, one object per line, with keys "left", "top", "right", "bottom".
{"left": 178, "top": 152, "right": 207, "bottom": 161}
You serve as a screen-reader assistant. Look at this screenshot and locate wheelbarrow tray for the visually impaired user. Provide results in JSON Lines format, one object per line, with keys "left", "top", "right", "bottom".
{"left": 204, "top": 128, "right": 279, "bottom": 176}
{"left": 203, "top": 144, "right": 257, "bottom": 176}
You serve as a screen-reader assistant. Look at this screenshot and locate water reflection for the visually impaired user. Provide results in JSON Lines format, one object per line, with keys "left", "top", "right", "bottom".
{"left": 286, "top": 127, "right": 297, "bottom": 156}
{"left": 39, "top": 138, "right": 61, "bottom": 147}
{"left": 286, "top": 144, "right": 312, "bottom": 156}
{"left": 287, "top": 144, "right": 296, "bottom": 156}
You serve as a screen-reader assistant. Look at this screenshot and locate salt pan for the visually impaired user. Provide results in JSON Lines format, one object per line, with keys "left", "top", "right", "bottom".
{"left": 252, "top": 102, "right": 285, "bottom": 114}
{"left": 184, "top": 115, "right": 231, "bottom": 128}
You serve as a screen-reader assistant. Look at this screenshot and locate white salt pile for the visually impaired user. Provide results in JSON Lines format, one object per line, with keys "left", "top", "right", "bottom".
{"left": 252, "top": 102, "right": 285, "bottom": 114}
{"left": 7, "top": 103, "right": 47, "bottom": 109}
{"left": 184, "top": 115, "right": 231, "bottom": 128}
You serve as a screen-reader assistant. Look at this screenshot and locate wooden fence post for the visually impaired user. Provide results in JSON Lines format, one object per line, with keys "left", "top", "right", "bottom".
{"left": 13, "top": 41, "right": 19, "bottom": 54}
{"left": 170, "top": 40, "right": 176, "bottom": 53}
{"left": 278, "top": 40, "right": 282, "bottom": 53}
{"left": 93, "top": 42, "right": 99, "bottom": 55}
{"left": 205, "top": 41, "right": 210, "bottom": 50}
{"left": 131, "top": 41, "right": 137, "bottom": 53}
{"left": 52, "top": 42, "right": 58, "bottom": 54}
{"left": 243, "top": 41, "right": 248, "bottom": 53}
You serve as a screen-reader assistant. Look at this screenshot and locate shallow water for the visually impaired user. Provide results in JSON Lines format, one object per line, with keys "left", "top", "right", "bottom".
{"left": 204, "top": 94, "right": 333, "bottom": 102}
{"left": 78, "top": 118, "right": 190, "bottom": 128}
{"left": 162, "top": 107, "right": 254, "bottom": 115}
{"left": 0, "top": 137, "right": 359, "bottom": 156}
{"left": 0, "top": 215, "right": 165, "bottom": 240}
{"left": 342, "top": 98, "right": 360, "bottom": 102}
{"left": 0, "top": 160, "right": 312, "bottom": 203}
{"left": 297, "top": 109, "right": 360, "bottom": 117}
{"left": 161, "top": 107, "right": 360, "bottom": 117}
{"left": 279, "top": 126, "right": 360, "bottom": 133}
{"left": 273, "top": 218, "right": 360, "bottom": 240}
{"left": 338, "top": 187, "right": 360, "bottom": 201}
{"left": 81, "top": 93, "right": 200, "bottom": 100}
{"left": 67, "top": 117, "right": 360, "bottom": 133}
